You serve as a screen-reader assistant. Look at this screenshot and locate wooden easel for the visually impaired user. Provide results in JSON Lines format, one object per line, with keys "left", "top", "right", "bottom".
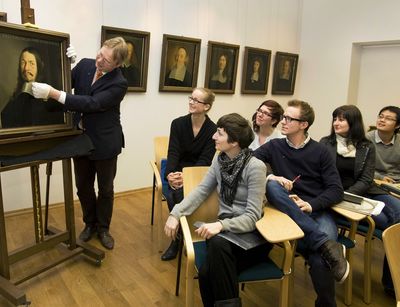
{"left": 0, "top": 7, "right": 105, "bottom": 306}
{"left": 0, "top": 133, "right": 106, "bottom": 306}
{"left": 20, "top": 0, "right": 34, "bottom": 25}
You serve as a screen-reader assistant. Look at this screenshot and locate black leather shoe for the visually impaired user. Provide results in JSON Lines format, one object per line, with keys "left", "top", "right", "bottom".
{"left": 98, "top": 231, "right": 114, "bottom": 250}
{"left": 319, "top": 240, "right": 349, "bottom": 283}
{"left": 161, "top": 239, "right": 179, "bottom": 261}
{"left": 79, "top": 225, "right": 96, "bottom": 242}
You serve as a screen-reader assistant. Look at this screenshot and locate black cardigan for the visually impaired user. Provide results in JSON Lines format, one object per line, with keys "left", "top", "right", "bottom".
{"left": 165, "top": 114, "right": 217, "bottom": 176}
{"left": 319, "top": 136, "right": 384, "bottom": 196}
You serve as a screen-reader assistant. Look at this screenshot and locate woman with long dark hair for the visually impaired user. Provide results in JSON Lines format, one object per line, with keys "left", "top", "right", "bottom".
{"left": 320, "top": 104, "right": 400, "bottom": 296}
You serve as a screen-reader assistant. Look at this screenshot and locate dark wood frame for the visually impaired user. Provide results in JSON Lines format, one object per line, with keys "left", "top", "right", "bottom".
{"left": 241, "top": 47, "right": 271, "bottom": 94}
{"left": 101, "top": 25, "right": 150, "bottom": 92}
{"left": 0, "top": 12, "right": 7, "bottom": 22}
{"left": 204, "top": 41, "right": 240, "bottom": 94}
{"left": 271, "top": 51, "right": 299, "bottom": 95}
{"left": 0, "top": 22, "right": 72, "bottom": 139}
{"left": 159, "top": 34, "right": 201, "bottom": 92}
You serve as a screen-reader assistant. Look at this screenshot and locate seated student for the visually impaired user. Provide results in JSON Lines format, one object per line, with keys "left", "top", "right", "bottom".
{"left": 164, "top": 113, "right": 271, "bottom": 307}
{"left": 320, "top": 104, "right": 400, "bottom": 296}
{"left": 366, "top": 106, "right": 400, "bottom": 183}
{"left": 161, "top": 87, "right": 217, "bottom": 261}
{"left": 249, "top": 99, "right": 284, "bottom": 150}
{"left": 254, "top": 99, "right": 348, "bottom": 307}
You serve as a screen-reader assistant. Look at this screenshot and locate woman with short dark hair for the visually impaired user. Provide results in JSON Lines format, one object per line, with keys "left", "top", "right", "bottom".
{"left": 249, "top": 100, "right": 284, "bottom": 150}
{"left": 164, "top": 113, "right": 271, "bottom": 307}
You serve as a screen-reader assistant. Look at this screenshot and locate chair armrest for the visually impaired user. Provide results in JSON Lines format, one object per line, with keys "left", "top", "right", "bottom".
{"left": 180, "top": 216, "right": 195, "bottom": 263}
{"left": 256, "top": 206, "right": 304, "bottom": 243}
{"left": 150, "top": 160, "right": 162, "bottom": 190}
{"left": 332, "top": 203, "right": 366, "bottom": 222}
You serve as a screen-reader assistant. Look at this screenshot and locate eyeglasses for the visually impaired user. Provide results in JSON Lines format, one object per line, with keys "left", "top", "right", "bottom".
{"left": 188, "top": 96, "right": 206, "bottom": 104}
{"left": 256, "top": 109, "right": 272, "bottom": 117}
{"left": 280, "top": 115, "right": 303, "bottom": 123}
{"left": 377, "top": 114, "right": 397, "bottom": 122}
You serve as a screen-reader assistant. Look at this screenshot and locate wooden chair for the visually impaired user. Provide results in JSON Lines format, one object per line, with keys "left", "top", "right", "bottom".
{"left": 149, "top": 136, "right": 169, "bottom": 251}
{"left": 382, "top": 223, "right": 400, "bottom": 306}
{"left": 178, "top": 166, "right": 304, "bottom": 307}
{"left": 336, "top": 211, "right": 383, "bottom": 304}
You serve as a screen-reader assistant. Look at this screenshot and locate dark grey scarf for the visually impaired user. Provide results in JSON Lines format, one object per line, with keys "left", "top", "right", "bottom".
{"left": 218, "top": 148, "right": 252, "bottom": 206}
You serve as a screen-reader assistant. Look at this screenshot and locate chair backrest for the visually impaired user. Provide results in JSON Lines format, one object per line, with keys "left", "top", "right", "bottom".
{"left": 182, "top": 166, "right": 219, "bottom": 242}
{"left": 154, "top": 136, "right": 169, "bottom": 174}
{"left": 382, "top": 223, "right": 400, "bottom": 302}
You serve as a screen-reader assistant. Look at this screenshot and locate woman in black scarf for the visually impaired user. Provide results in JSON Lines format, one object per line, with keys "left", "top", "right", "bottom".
{"left": 164, "top": 113, "right": 271, "bottom": 307}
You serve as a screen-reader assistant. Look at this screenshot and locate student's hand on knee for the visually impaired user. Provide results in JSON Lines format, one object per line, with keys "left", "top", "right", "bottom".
{"left": 289, "top": 195, "right": 312, "bottom": 213}
{"left": 164, "top": 215, "right": 179, "bottom": 240}
{"left": 270, "top": 175, "right": 293, "bottom": 191}
{"left": 195, "top": 222, "right": 222, "bottom": 239}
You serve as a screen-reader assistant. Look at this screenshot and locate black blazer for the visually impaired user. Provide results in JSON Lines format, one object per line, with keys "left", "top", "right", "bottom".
{"left": 65, "top": 58, "right": 128, "bottom": 160}
{"left": 320, "top": 136, "right": 383, "bottom": 196}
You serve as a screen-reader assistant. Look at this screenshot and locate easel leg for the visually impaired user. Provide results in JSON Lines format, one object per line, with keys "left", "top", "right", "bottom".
{"left": 44, "top": 162, "right": 52, "bottom": 235}
{"left": 0, "top": 173, "right": 29, "bottom": 305}
{"left": 0, "top": 174, "right": 10, "bottom": 279}
{"left": 30, "top": 165, "right": 43, "bottom": 243}
{"left": 62, "top": 159, "right": 76, "bottom": 248}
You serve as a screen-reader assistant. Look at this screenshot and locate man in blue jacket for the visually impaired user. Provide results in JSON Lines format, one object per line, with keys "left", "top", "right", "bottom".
{"left": 254, "top": 99, "right": 348, "bottom": 307}
{"left": 32, "top": 37, "right": 128, "bottom": 250}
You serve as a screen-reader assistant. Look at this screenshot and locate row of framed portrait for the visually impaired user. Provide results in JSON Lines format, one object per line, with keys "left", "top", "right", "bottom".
{"left": 0, "top": 21, "right": 298, "bottom": 139}
{"left": 101, "top": 26, "right": 299, "bottom": 95}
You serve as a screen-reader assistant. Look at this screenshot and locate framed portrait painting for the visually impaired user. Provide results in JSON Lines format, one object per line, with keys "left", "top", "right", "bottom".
{"left": 159, "top": 34, "right": 201, "bottom": 92}
{"left": 241, "top": 47, "right": 271, "bottom": 94}
{"left": 0, "top": 22, "right": 72, "bottom": 139}
{"left": 101, "top": 26, "right": 150, "bottom": 92}
{"left": 271, "top": 52, "right": 299, "bottom": 95}
{"left": 204, "top": 41, "right": 239, "bottom": 94}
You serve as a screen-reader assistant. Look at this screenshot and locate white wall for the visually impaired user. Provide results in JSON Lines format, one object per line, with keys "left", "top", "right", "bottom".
{"left": 298, "top": 0, "right": 400, "bottom": 140}
{"left": 357, "top": 44, "right": 400, "bottom": 127}
{"left": 0, "top": 0, "right": 302, "bottom": 211}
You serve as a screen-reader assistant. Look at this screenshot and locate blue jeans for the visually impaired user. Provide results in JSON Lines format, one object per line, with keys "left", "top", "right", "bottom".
{"left": 266, "top": 181, "right": 338, "bottom": 307}
{"left": 367, "top": 193, "right": 400, "bottom": 229}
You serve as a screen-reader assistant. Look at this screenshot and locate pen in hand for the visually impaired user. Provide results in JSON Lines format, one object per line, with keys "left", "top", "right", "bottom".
{"left": 292, "top": 175, "right": 301, "bottom": 184}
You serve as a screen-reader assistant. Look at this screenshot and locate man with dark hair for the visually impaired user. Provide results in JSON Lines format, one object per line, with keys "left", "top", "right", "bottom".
{"left": 1, "top": 47, "right": 63, "bottom": 128}
{"left": 254, "top": 99, "right": 348, "bottom": 307}
{"left": 366, "top": 106, "right": 400, "bottom": 183}
{"left": 32, "top": 37, "right": 129, "bottom": 250}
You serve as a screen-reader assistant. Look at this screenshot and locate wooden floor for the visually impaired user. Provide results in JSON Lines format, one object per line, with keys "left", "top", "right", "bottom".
{"left": 0, "top": 189, "right": 396, "bottom": 307}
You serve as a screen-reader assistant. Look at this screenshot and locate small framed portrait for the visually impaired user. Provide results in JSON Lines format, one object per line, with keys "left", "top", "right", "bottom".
{"left": 101, "top": 25, "right": 150, "bottom": 92}
{"left": 0, "top": 22, "right": 72, "bottom": 138}
{"left": 241, "top": 47, "right": 271, "bottom": 94}
{"left": 159, "top": 34, "right": 201, "bottom": 92}
{"left": 271, "top": 52, "right": 299, "bottom": 95}
{"left": 0, "top": 12, "right": 7, "bottom": 22}
{"left": 204, "top": 41, "right": 240, "bottom": 94}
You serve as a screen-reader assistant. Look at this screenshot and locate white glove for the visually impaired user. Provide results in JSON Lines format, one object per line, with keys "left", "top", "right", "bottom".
{"left": 32, "top": 82, "right": 51, "bottom": 99}
{"left": 66, "top": 44, "right": 77, "bottom": 64}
